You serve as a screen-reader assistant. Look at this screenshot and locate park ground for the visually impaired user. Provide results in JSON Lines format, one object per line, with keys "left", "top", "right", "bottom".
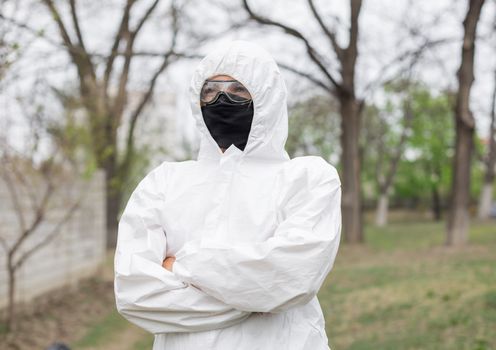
{"left": 1, "top": 213, "right": 495, "bottom": 350}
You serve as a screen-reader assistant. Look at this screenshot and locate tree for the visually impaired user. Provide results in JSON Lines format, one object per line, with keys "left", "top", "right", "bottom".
{"left": 361, "top": 81, "right": 413, "bottom": 226}
{"left": 446, "top": 0, "right": 486, "bottom": 246}
{"left": 394, "top": 86, "right": 455, "bottom": 220}
{"left": 242, "top": 0, "right": 365, "bottom": 243}
{"left": 38, "top": 0, "right": 188, "bottom": 248}
{"left": 0, "top": 75, "right": 89, "bottom": 331}
{"left": 0, "top": 149, "right": 82, "bottom": 332}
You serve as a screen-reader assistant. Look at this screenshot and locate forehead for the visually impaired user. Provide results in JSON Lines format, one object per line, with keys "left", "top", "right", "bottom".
{"left": 208, "top": 74, "right": 235, "bottom": 81}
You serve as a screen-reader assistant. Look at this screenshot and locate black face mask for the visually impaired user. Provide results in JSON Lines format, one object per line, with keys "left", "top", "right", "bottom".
{"left": 201, "top": 92, "right": 254, "bottom": 152}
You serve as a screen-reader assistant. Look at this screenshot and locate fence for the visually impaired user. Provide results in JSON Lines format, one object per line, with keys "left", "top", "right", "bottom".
{"left": 0, "top": 169, "right": 106, "bottom": 309}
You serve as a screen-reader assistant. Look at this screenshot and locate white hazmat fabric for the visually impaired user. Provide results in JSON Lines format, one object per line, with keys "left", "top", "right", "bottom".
{"left": 114, "top": 40, "right": 342, "bottom": 350}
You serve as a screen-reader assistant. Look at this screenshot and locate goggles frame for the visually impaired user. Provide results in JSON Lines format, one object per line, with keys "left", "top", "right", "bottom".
{"left": 200, "top": 79, "right": 252, "bottom": 106}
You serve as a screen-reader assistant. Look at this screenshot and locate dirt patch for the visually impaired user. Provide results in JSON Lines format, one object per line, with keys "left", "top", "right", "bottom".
{"left": 100, "top": 325, "right": 149, "bottom": 350}
{"left": 0, "top": 276, "right": 116, "bottom": 350}
{"left": 0, "top": 249, "right": 118, "bottom": 350}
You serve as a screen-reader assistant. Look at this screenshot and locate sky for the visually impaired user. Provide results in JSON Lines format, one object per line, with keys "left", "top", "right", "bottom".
{"left": 1, "top": 0, "right": 495, "bottom": 160}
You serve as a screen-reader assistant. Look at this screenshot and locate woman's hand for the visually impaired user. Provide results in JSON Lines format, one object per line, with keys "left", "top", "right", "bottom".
{"left": 162, "top": 256, "right": 176, "bottom": 272}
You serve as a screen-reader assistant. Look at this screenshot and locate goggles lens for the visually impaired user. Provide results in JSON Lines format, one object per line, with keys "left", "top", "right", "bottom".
{"left": 200, "top": 79, "right": 252, "bottom": 104}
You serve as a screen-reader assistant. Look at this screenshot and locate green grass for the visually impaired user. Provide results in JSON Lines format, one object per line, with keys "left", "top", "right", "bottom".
{"left": 132, "top": 335, "right": 154, "bottom": 350}
{"left": 72, "top": 309, "right": 130, "bottom": 349}
{"left": 320, "top": 220, "right": 496, "bottom": 350}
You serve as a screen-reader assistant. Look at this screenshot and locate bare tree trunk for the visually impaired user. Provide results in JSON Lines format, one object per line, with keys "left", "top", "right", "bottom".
{"left": 373, "top": 99, "right": 412, "bottom": 227}
{"left": 341, "top": 0, "right": 363, "bottom": 243}
{"left": 340, "top": 94, "right": 363, "bottom": 242}
{"left": 446, "top": 0, "right": 485, "bottom": 246}
{"left": 6, "top": 263, "right": 15, "bottom": 332}
{"left": 376, "top": 194, "right": 389, "bottom": 226}
{"left": 478, "top": 183, "right": 494, "bottom": 218}
{"left": 478, "top": 69, "right": 496, "bottom": 219}
{"left": 105, "top": 153, "right": 121, "bottom": 249}
{"left": 431, "top": 185, "right": 442, "bottom": 221}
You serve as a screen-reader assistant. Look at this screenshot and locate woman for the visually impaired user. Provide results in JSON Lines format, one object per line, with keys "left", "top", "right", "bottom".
{"left": 114, "top": 40, "right": 342, "bottom": 350}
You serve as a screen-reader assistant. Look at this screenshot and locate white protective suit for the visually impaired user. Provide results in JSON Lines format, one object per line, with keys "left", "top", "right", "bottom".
{"left": 114, "top": 40, "right": 342, "bottom": 350}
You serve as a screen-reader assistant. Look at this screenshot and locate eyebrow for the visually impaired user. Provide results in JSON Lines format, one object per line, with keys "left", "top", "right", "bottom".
{"left": 205, "top": 79, "right": 239, "bottom": 82}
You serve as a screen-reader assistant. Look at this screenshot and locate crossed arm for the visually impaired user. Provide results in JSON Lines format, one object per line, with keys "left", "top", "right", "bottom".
{"left": 114, "top": 164, "right": 251, "bottom": 334}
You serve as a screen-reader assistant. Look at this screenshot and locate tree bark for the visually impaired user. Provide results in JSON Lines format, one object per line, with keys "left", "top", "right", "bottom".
{"left": 340, "top": 93, "right": 363, "bottom": 242}
{"left": 6, "top": 263, "right": 15, "bottom": 332}
{"left": 341, "top": 0, "right": 363, "bottom": 243}
{"left": 104, "top": 148, "right": 121, "bottom": 249}
{"left": 446, "top": 0, "right": 485, "bottom": 246}
{"left": 431, "top": 185, "right": 442, "bottom": 221}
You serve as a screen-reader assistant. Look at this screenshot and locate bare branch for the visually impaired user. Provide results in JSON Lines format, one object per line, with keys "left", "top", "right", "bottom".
{"left": 0, "top": 13, "right": 199, "bottom": 62}
{"left": 4, "top": 154, "right": 38, "bottom": 214}
{"left": 120, "top": 2, "right": 180, "bottom": 177}
{"left": 242, "top": 0, "right": 341, "bottom": 91}
{"left": 41, "top": 0, "right": 96, "bottom": 88}
{"left": 7, "top": 178, "right": 53, "bottom": 263}
{"left": 112, "top": 0, "right": 161, "bottom": 119}
{"left": 0, "top": 12, "right": 87, "bottom": 59}
{"left": 307, "top": 0, "right": 343, "bottom": 61}
{"left": 131, "top": 0, "right": 160, "bottom": 40}
{"left": 362, "top": 37, "right": 456, "bottom": 98}
{"left": 277, "top": 61, "right": 332, "bottom": 91}
{"left": 103, "top": 0, "right": 135, "bottom": 95}
{"left": 0, "top": 161, "right": 27, "bottom": 234}
{"left": 13, "top": 197, "right": 81, "bottom": 271}
{"left": 381, "top": 100, "right": 413, "bottom": 192}
{"left": 69, "top": 0, "right": 86, "bottom": 50}
{"left": 41, "top": 0, "right": 73, "bottom": 48}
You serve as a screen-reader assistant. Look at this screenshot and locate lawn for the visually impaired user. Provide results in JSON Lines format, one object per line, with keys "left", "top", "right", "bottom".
{"left": 320, "top": 220, "right": 496, "bottom": 350}
{"left": 73, "top": 219, "right": 496, "bottom": 350}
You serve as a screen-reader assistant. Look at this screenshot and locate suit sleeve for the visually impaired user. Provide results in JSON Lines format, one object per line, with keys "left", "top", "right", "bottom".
{"left": 172, "top": 158, "right": 342, "bottom": 313}
{"left": 114, "top": 162, "right": 251, "bottom": 334}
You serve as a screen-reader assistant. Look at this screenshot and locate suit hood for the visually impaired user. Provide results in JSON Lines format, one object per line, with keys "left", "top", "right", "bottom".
{"left": 189, "top": 40, "right": 290, "bottom": 162}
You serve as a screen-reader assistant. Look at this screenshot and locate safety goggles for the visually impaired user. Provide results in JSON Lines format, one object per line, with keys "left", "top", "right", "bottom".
{"left": 200, "top": 79, "right": 252, "bottom": 105}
